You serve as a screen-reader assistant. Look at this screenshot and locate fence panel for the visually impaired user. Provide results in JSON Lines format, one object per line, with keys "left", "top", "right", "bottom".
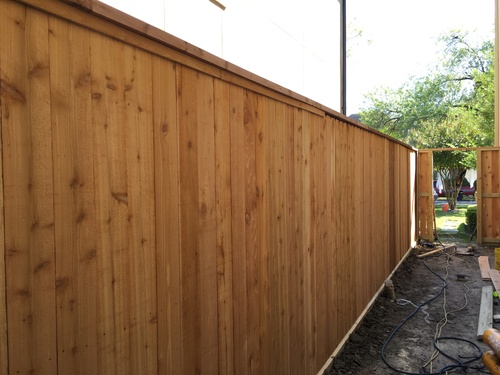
{"left": 0, "top": 1, "right": 417, "bottom": 374}
{"left": 418, "top": 151, "right": 434, "bottom": 241}
{"left": 478, "top": 149, "right": 500, "bottom": 244}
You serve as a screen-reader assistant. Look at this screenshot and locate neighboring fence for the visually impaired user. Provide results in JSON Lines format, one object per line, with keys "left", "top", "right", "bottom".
{"left": 418, "top": 151, "right": 435, "bottom": 241}
{"left": 477, "top": 149, "right": 500, "bottom": 243}
{"left": 0, "top": 1, "right": 417, "bottom": 374}
{"left": 418, "top": 148, "right": 500, "bottom": 244}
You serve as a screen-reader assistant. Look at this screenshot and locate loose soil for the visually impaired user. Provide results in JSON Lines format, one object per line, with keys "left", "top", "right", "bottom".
{"left": 328, "top": 242, "right": 498, "bottom": 375}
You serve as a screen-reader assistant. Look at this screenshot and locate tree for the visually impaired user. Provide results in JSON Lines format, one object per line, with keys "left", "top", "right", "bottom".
{"left": 358, "top": 31, "right": 494, "bottom": 209}
{"left": 416, "top": 113, "right": 480, "bottom": 210}
{"left": 359, "top": 31, "right": 494, "bottom": 146}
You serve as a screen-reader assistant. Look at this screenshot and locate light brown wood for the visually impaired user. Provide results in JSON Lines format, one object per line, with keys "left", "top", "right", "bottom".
{"left": 16, "top": 0, "right": 417, "bottom": 150}
{"left": 214, "top": 79, "right": 235, "bottom": 375}
{"left": 417, "top": 151, "right": 435, "bottom": 241}
{"left": 490, "top": 269, "right": 500, "bottom": 295}
{"left": 2, "top": 5, "right": 58, "bottom": 374}
{"left": 478, "top": 149, "right": 484, "bottom": 244}
{"left": 480, "top": 256, "right": 492, "bottom": 281}
{"left": 123, "top": 45, "right": 158, "bottom": 374}
{"left": 49, "top": 16, "right": 98, "bottom": 374}
{"left": 0, "top": 1, "right": 420, "bottom": 374}
{"left": 229, "top": 84, "right": 248, "bottom": 375}
{"left": 0, "top": 4, "right": 13, "bottom": 374}
{"left": 479, "top": 150, "right": 500, "bottom": 243}
{"left": 152, "top": 55, "right": 182, "bottom": 375}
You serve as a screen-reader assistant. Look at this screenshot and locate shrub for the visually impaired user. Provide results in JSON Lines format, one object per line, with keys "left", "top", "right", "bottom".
{"left": 465, "top": 205, "right": 477, "bottom": 233}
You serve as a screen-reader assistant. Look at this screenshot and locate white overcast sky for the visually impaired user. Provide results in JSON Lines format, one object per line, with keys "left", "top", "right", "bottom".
{"left": 347, "top": 0, "right": 495, "bottom": 115}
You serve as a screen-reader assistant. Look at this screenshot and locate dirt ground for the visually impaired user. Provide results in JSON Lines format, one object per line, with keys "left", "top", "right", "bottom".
{"left": 327, "top": 241, "right": 499, "bottom": 375}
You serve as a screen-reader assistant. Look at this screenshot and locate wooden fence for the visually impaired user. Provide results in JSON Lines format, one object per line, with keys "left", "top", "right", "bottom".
{"left": 0, "top": 0, "right": 417, "bottom": 374}
{"left": 418, "top": 148, "right": 500, "bottom": 244}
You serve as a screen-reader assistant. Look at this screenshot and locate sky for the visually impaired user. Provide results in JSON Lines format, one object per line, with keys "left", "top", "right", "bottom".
{"left": 346, "top": 0, "right": 495, "bottom": 115}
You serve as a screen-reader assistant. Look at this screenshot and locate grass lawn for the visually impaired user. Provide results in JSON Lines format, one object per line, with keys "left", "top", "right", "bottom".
{"left": 434, "top": 198, "right": 476, "bottom": 242}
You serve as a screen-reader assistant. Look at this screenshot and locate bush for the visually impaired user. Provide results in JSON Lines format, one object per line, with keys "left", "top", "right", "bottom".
{"left": 465, "top": 205, "right": 477, "bottom": 233}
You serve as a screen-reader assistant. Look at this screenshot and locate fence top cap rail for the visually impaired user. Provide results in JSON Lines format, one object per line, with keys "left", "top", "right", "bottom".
{"left": 16, "top": 0, "right": 414, "bottom": 150}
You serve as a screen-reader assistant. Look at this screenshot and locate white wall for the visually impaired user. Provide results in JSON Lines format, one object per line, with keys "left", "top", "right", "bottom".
{"left": 99, "top": 0, "right": 341, "bottom": 111}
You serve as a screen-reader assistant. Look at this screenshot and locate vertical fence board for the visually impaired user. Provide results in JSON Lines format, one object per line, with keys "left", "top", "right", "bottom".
{"left": 3, "top": 6, "right": 57, "bottom": 375}
{"left": 214, "top": 79, "right": 235, "bottom": 375}
{"left": 335, "top": 122, "right": 355, "bottom": 337}
{"left": 0, "top": 84, "right": 6, "bottom": 375}
{"left": 91, "top": 32, "right": 129, "bottom": 375}
{"left": 229, "top": 85, "right": 248, "bottom": 375}
{"left": 301, "top": 111, "right": 316, "bottom": 374}
{"left": 362, "top": 131, "right": 373, "bottom": 306}
{"left": 267, "top": 100, "right": 289, "bottom": 374}
{"left": 314, "top": 117, "right": 328, "bottom": 369}
{"left": 48, "top": 17, "right": 98, "bottom": 375}
{"left": 0, "top": 3, "right": 20, "bottom": 375}
{"left": 195, "top": 70, "right": 218, "bottom": 375}
{"left": 178, "top": 66, "right": 218, "bottom": 375}
{"left": 122, "top": 45, "right": 158, "bottom": 375}
{"left": 152, "top": 56, "right": 182, "bottom": 375}
{"left": 418, "top": 151, "right": 434, "bottom": 241}
{"left": 177, "top": 65, "right": 199, "bottom": 375}
{"left": 479, "top": 150, "right": 500, "bottom": 242}
{"left": 288, "top": 107, "right": 306, "bottom": 375}
{"left": 254, "top": 92, "right": 270, "bottom": 375}
{"left": 284, "top": 105, "right": 299, "bottom": 374}
{"left": 324, "top": 117, "right": 337, "bottom": 352}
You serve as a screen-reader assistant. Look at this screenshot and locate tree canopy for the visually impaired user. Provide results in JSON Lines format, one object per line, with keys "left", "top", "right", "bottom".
{"left": 358, "top": 31, "right": 494, "bottom": 209}
{"left": 358, "top": 31, "right": 494, "bottom": 148}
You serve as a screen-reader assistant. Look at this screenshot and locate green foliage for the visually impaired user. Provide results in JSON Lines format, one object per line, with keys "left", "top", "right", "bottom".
{"left": 359, "top": 30, "right": 494, "bottom": 210}
{"left": 465, "top": 205, "right": 477, "bottom": 232}
{"left": 359, "top": 31, "right": 494, "bottom": 147}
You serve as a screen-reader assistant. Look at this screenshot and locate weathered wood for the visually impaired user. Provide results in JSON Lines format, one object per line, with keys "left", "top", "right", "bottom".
{"left": 478, "top": 286, "right": 494, "bottom": 340}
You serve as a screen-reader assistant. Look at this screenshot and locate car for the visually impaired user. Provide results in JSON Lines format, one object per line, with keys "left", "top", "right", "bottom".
{"left": 433, "top": 180, "right": 475, "bottom": 200}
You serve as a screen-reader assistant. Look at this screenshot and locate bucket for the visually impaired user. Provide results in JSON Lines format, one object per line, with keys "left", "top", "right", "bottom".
{"left": 496, "top": 248, "right": 500, "bottom": 270}
{"left": 441, "top": 203, "right": 449, "bottom": 212}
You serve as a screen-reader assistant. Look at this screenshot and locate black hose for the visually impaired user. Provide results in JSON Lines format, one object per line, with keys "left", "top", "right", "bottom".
{"left": 380, "top": 252, "right": 485, "bottom": 374}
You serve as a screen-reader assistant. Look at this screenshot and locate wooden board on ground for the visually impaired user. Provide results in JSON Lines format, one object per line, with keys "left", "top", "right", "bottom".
{"left": 455, "top": 247, "right": 475, "bottom": 256}
{"left": 479, "top": 257, "right": 492, "bottom": 280}
{"left": 477, "top": 285, "right": 493, "bottom": 340}
{"left": 489, "top": 269, "right": 500, "bottom": 295}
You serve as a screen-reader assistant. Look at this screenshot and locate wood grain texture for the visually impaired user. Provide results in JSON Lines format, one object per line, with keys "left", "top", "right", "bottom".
{"left": 214, "top": 79, "right": 235, "bottom": 375}
{"left": 48, "top": 17, "right": 98, "bottom": 375}
{"left": 229, "top": 84, "right": 249, "bottom": 375}
{"left": 479, "top": 150, "right": 500, "bottom": 243}
{"left": 2, "top": 6, "right": 58, "bottom": 374}
{"left": 152, "top": 55, "right": 182, "bottom": 375}
{"left": 417, "top": 151, "right": 435, "bottom": 241}
{"left": 0, "top": 1, "right": 419, "bottom": 374}
{"left": 479, "top": 256, "right": 492, "bottom": 281}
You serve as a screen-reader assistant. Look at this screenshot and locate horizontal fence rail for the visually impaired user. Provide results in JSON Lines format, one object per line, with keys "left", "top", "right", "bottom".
{"left": 0, "top": 0, "right": 417, "bottom": 374}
